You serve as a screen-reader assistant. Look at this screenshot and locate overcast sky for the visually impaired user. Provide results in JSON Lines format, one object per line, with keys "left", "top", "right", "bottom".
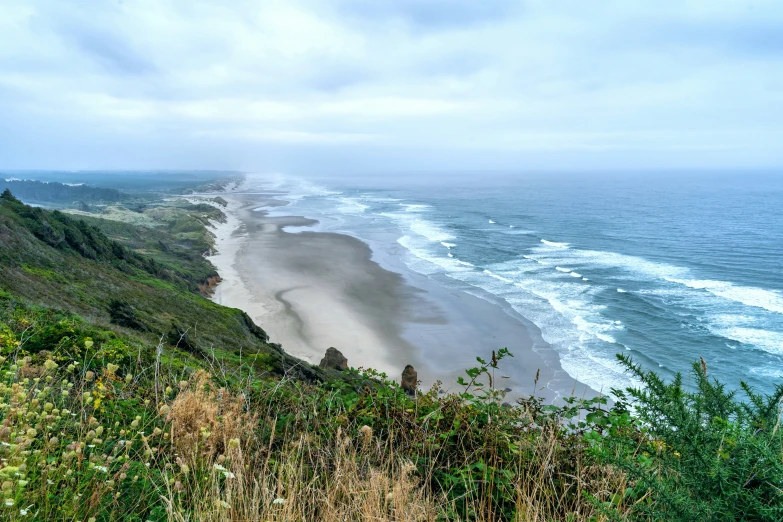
{"left": 1, "top": 0, "right": 782, "bottom": 173}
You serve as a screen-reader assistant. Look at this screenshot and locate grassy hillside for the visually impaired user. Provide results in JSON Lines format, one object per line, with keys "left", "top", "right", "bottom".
{"left": 0, "top": 190, "right": 327, "bottom": 382}
{"left": 1, "top": 190, "right": 782, "bottom": 521}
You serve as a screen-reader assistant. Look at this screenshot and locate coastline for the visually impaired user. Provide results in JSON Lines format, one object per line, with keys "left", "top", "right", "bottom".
{"left": 202, "top": 183, "right": 600, "bottom": 403}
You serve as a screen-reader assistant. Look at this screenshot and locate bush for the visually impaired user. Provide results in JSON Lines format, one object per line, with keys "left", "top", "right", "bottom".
{"left": 584, "top": 354, "right": 783, "bottom": 521}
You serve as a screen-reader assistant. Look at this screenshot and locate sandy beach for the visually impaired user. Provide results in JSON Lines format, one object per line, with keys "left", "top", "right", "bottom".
{"left": 203, "top": 184, "right": 600, "bottom": 403}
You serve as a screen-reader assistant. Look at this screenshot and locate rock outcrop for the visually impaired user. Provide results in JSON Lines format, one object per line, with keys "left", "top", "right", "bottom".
{"left": 401, "top": 364, "right": 418, "bottom": 396}
{"left": 319, "top": 347, "right": 348, "bottom": 371}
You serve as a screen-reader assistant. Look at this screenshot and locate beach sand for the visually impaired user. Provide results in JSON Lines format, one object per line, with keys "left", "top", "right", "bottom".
{"left": 205, "top": 189, "right": 599, "bottom": 403}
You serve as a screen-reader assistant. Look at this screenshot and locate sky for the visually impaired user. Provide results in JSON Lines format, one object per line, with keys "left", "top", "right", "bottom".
{"left": 1, "top": 0, "right": 782, "bottom": 174}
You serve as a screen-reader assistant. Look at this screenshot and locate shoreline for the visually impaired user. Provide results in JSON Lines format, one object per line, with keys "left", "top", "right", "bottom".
{"left": 201, "top": 182, "right": 600, "bottom": 403}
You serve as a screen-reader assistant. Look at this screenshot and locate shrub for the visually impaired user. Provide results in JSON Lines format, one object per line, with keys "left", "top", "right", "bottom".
{"left": 585, "top": 354, "right": 783, "bottom": 521}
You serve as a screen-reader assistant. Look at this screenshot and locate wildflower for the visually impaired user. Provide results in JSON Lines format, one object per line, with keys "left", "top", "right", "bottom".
{"left": 217, "top": 500, "right": 230, "bottom": 509}
{"left": 85, "top": 371, "right": 95, "bottom": 382}
{"left": 272, "top": 498, "right": 286, "bottom": 505}
{"left": 106, "top": 363, "right": 119, "bottom": 375}
{"left": 125, "top": 374, "right": 132, "bottom": 384}
{"left": 159, "top": 405, "right": 170, "bottom": 416}
{"left": 84, "top": 340, "right": 94, "bottom": 350}
{"left": 94, "top": 466, "right": 108, "bottom": 473}
{"left": 43, "top": 359, "right": 58, "bottom": 370}
{"left": 228, "top": 438, "right": 240, "bottom": 449}
{"left": 5, "top": 498, "right": 14, "bottom": 506}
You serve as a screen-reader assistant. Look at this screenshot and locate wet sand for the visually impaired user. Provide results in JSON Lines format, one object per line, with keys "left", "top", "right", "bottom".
{"left": 207, "top": 190, "right": 600, "bottom": 403}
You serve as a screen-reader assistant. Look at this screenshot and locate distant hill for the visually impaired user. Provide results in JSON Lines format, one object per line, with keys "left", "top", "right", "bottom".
{"left": 0, "top": 178, "right": 127, "bottom": 206}
{"left": 0, "top": 170, "right": 242, "bottom": 192}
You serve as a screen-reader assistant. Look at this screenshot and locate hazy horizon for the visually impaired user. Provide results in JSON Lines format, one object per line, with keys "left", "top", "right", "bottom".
{"left": 2, "top": 1, "right": 782, "bottom": 173}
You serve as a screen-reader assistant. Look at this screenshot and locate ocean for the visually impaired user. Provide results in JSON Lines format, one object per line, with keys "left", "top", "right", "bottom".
{"left": 254, "top": 171, "right": 783, "bottom": 396}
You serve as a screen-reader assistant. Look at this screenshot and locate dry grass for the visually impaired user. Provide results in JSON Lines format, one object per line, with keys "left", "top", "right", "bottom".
{"left": 166, "top": 370, "right": 255, "bottom": 462}
{"left": 163, "top": 372, "right": 440, "bottom": 521}
{"left": 159, "top": 372, "right": 628, "bottom": 522}
{"left": 513, "top": 425, "right": 628, "bottom": 521}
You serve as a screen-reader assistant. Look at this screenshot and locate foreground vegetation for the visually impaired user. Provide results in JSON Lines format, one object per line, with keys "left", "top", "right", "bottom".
{"left": 1, "top": 189, "right": 782, "bottom": 520}
{"left": 1, "top": 296, "right": 781, "bottom": 521}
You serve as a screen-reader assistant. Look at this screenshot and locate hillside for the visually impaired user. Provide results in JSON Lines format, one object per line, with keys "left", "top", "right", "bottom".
{"left": 0, "top": 189, "right": 327, "bottom": 382}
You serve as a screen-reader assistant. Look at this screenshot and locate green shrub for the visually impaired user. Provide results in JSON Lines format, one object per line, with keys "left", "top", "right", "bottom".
{"left": 585, "top": 354, "right": 783, "bottom": 521}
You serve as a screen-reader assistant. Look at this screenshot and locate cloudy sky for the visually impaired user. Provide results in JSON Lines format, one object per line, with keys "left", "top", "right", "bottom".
{"left": 1, "top": 0, "right": 782, "bottom": 173}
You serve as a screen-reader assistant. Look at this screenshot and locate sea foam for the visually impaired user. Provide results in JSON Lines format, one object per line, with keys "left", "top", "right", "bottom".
{"left": 666, "top": 278, "right": 783, "bottom": 315}
{"left": 540, "top": 239, "right": 569, "bottom": 248}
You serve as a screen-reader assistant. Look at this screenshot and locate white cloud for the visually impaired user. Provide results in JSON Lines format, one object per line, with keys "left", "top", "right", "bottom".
{"left": 0, "top": 0, "right": 782, "bottom": 171}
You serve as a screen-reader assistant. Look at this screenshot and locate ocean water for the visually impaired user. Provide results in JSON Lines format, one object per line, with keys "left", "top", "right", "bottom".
{"left": 253, "top": 171, "right": 783, "bottom": 396}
